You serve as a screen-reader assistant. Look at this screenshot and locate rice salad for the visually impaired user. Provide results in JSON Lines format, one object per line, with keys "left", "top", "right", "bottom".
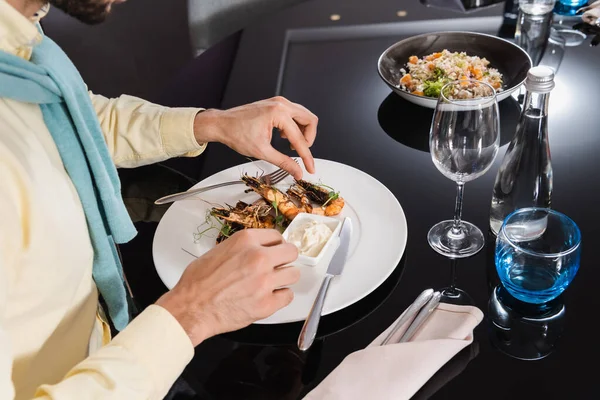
{"left": 398, "top": 50, "right": 503, "bottom": 99}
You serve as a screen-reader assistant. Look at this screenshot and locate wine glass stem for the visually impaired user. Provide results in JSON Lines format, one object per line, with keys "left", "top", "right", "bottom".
{"left": 449, "top": 258, "right": 457, "bottom": 290}
{"left": 452, "top": 182, "right": 465, "bottom": 235}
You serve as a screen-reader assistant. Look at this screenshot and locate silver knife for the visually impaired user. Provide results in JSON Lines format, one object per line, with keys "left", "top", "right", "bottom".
{"left": 398, "top": 291, "right": 442, "bottom": 343}
{"left": 297, "top": 217, "right": 353, "bottom": 351}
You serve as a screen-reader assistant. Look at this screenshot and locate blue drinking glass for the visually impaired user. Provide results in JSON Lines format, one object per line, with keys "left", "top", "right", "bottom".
{"left": 495, "top": 207, "right": 581, "bottom": 304}
{"left": 554, "top": 0, "right": 588, "bottom": 16}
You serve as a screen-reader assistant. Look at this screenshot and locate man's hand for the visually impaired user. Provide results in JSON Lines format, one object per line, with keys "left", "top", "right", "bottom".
{"left": 156, "top": 229, "right": 300, "bottom": 346}
{"left": 193, "top": 96, "right": 318, "bottom": 180}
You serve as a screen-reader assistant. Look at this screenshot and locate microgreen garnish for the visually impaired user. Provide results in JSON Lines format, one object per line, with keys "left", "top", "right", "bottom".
{"left": 220, "top": 223, "right": 233, "bottom": 238}
{"left": 193, "top": 225, "right": 217, "bottom": 242}
{"left": 275, "top": 214, "right": 285, "bottom": 226}
{"left": 270, "top": 190, "right": 287, "bottom": 231}
{"left": 321, "top": 191, "right": 340, "bottom": 208}
{"left": 193, "top": 209, "right": 229, "bottom": 243}
{"left": 271, "top": 188, "right": 279, "bottom": 214}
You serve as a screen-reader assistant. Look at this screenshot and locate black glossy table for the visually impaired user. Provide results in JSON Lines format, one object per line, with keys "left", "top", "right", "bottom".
{"left": 119, "top": 1, "right": 600, "bottom": 398}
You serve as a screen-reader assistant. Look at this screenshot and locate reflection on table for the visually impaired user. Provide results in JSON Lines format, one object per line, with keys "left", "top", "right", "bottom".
{"left": 378, "top": 92, "right": 521, "bottom": 153}
{"left": 488, "top": 285, "right": 566, "bottom": 360}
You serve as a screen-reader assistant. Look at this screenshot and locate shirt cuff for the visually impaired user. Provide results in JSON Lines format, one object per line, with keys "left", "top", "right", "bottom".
{"left": 110, "top": 305, "right": 194, "bottom": 397}
{"left": 159, "top": 107, "right": 207, "bottom": 158}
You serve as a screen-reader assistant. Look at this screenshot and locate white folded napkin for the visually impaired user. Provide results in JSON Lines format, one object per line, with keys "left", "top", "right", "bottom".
{"left": 303, "top": 303, "right": 484, "bottom": 400}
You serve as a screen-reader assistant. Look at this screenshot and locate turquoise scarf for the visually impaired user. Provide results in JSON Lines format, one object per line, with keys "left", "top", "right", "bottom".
{"left": 0, "top": 35, "right": 137, "bottom": 331}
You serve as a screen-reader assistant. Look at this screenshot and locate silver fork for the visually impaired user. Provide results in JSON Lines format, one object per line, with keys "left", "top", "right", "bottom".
{"left": 153, "top": 159, "right": 297, "bottom": 205}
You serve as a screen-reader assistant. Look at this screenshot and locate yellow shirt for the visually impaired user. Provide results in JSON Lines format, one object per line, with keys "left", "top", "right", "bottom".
{"left": 0, "top": 2, "right": 204, "bottom": 399}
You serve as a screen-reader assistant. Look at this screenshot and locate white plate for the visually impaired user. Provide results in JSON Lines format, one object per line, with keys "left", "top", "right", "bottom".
{"left": 152, "top": 159, "right": 408, "bottom": 324}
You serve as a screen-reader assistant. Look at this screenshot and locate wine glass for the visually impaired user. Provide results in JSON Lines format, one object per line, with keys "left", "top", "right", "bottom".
{"left": 428, "top": 80, "right": 500, "bottom": 258}
{"left": 440, "top": 258, "right": 474, "bottom": 305}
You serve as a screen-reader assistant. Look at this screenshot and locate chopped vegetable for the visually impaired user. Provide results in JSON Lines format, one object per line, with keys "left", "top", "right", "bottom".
{"left": 399, "top": 49, "right": 503, "bottom": 98}
{"left": 423, "top": 80, "right": 446, "bottom": 98}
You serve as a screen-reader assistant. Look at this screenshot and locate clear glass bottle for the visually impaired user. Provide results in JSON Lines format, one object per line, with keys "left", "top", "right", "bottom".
{"left": 514, "top": 0, "right": 555, "bottom": 66}
{"left": 489, "top": 66, "right": 554, "bottom": 236}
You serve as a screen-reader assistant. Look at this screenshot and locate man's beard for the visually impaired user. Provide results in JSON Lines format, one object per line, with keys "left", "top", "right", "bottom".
{"left": 48, "top": 0, "right": 112, "bottom": 24}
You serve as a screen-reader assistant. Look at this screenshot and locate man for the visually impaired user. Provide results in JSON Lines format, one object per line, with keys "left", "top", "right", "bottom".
{"left": 0, "top": 0, "right": 318, "bottom": 398}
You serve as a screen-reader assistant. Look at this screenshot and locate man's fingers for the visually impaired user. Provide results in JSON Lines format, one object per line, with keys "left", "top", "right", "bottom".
{"left": 275, "top": 116, "right": 315, "bottom": 175}
{"left": 289, "top": 106, "right": 318, "bottom": 147}
{"left": 271, "top": 265, "right": 301, "bottom": 289}
{"left": 273, "top": 98, "right": 318, "bottom": 147}
{"left": 267, "top": 242, "right": 299, "bottom": 267}
{"left": 263, "top": 146, "right": 304, "bottom": 180}
{"left": 237, "top": 228, "right": 284, "bottom": 246}
{"left": 271, "top": 288, "right": 295, "bottom": 309}
{"left": 298, "top": 121, "right": 317, "bottom": 148}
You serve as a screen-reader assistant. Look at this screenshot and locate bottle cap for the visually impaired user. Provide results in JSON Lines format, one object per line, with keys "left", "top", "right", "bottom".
{"left": 525, "top": 66, "right": 555, "bottom": 93}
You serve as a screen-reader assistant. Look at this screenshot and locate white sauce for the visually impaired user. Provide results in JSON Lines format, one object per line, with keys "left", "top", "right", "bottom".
{"left": 288, "top": 220, "right": 333, "bottom": 257}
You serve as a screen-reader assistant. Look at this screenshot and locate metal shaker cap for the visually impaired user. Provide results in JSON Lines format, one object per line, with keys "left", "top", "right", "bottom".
{"left": 525, "top": 66, "right": 555, "bottom": 93}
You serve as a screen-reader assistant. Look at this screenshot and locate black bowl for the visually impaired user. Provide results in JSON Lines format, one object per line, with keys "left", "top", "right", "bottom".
{"left": 377, "top": 31, "right": 532, "bottom": 108}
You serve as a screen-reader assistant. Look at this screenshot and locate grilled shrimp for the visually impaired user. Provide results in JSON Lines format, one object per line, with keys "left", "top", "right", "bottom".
{"left": 211, "top": 200, "right": 275, "bottom": 229}
{"left": 287, "top": 184, "right": 313, "bottom": 213}
{"left": 324, "top": 198, "right": 344, "bottom": 216}
{"left": 241, "top": 175, "right": 301, "bottom": 220}
{"left": 295, "top": 180, "right": 345, "bottom": 216}
{"left": 295, "top": 180, "right": 330, "bottom": 203}
{"left": 211, "top": 199, "right": 276, "bottom": 244}
{"left": 287, "top": 184, "right": 328, "bottom": 215}
{"left": 235, "top": 199, "right": 273, "bottom": 219}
